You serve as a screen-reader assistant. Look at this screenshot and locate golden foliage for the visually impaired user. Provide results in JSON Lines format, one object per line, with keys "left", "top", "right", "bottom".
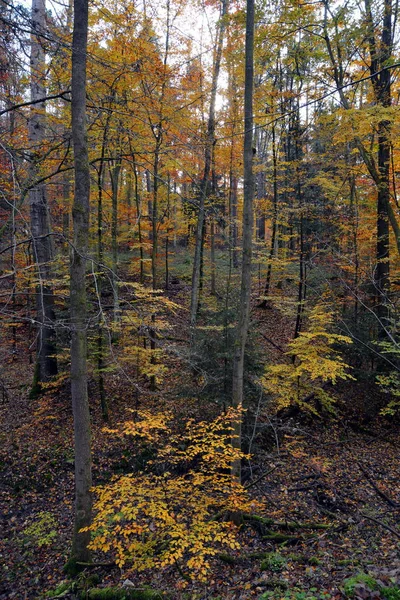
{"left": 261, "top": 304, "right": 354, "bottom": 413}
{"left": 84, "top": 407, "right": 255, "bottom": 581}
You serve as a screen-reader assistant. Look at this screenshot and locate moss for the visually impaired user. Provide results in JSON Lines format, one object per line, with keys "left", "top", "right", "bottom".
{"left": 63, "top": 557, "right": 82, "bottom": 577}
{"left": 308, "top": 557, "right": 321, "bottom": 566}
{"left": 381, "top": 587, "right": 400, "bottom": 600}
{"left": 218, "top": 553, "right": 236, "bottom": 565}
{"left": 45, "top": 581, "right": 71, "bottom": 597}
{"left": 343, "top": 573, "right": 378, "bottom": 597}
{"left": 263, "top": 532, "right": 301, "bottom": 544}
{"left": 287, "top": 553, "right": 305, "bottom": 562}
{"left": 29, "top": 361, "right": 42, "bottom": 399}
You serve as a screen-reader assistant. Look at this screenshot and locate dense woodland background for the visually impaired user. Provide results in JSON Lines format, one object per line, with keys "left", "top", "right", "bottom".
{"left": 1, "top": 0, "right": 400, "bottom": 597}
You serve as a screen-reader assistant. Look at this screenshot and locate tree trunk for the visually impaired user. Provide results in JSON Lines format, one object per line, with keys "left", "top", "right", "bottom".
{"left": 231, "top": 0, "right": 254, "bottom": 481}
{"left": 29, "top": 0, "right": 57, "bottom": 392}
{"left": 110, "top": 160, "right": 121, "bottom": 329}
{"left": 69, "top": 0, "right": 92, "bottom": 566}
{"left": 190, "top": 0, "right": 228, "bottom": 328}
{"left": 152, "top": 147, "right": 160, "bottom": 290}
{"left": 262, "top": 124, "right": 278, "bottom": 302}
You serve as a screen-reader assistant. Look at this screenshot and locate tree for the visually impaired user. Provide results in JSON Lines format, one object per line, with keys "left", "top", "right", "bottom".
{"left": 68, "top": 0, "right": 92, "bottom": 566}
{"left": 29, "top": 0, "right": 57, "bottom": 392}
{"left": 190, "top": 0, "right": 228, "bottom": 328}
{"left": 322, "top": 0, "right": 399, "bottom": 335}
{"left": 231, "top": 0, "right": 254, "bottom": 481}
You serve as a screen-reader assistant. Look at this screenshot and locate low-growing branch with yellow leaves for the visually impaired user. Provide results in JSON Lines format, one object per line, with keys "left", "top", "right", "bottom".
{"left": 83, "top": 406, "right": 257, "bottom": 581}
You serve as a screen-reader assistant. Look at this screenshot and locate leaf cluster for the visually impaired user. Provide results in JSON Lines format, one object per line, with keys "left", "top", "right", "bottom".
{"left": 84, "top": 407, "right": 255, "bottom": 581}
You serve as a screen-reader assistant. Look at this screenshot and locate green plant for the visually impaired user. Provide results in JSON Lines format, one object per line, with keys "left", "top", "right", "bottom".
{"left": 258, "top": 588, "right": 331, "bottom": 600}
{"left": 77, "top": 588, "right": 164, "bottom": 600}
{"left": 381, "top": 587, "right": 400, "bottom": 600}
{"left": 22, "top": 511, "right": 57, "bottom": 548}
{"left": 342, "top": 573, "right": 378, "bottom": 597}
{"left": 260, "top": 552, "right": 287, "bottom": 572}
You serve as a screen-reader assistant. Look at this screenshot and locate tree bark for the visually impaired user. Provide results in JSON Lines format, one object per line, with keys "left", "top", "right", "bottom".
{"left": 190, "top": 0, "right": 227, "bottom": 328}
{"left": 231, "top": 0, "right": 254, "bottom": 481}
{"left": 69, "top": 0, "right": 92, "bottom": 565}
{"left": 29, "top": 0, "right": 57, "bottom": 391}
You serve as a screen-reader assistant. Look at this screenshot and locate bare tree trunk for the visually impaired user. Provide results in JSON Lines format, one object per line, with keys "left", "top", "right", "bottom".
{"left": 369, "top": 0, "right": 391, "bottom": 331}
{"left": 262, "top": 124, "right": 278, "bottom": 303}
{"left": 132, "top": 154, "right": 145, "bottom": 284}
{"left": 231, "top": 0, "right": 254, "bottom": 481}
{"left": 29, "top": 0, "right": 57, "bottom": 393}
{"left": 151, "top": 147, "right": 160, "bottom": 290}
{"left": 230, "top": 174, "right": 238, "bottom": 268}
{"left": 190, "top": 0, "right": 227, "bottom": 327}
{"left": 210, "top": 216, "right": 216, "bottom": 295}
{"left": 110, "top": 160, "right": 121, "bottom": 329}
{"left": 132, "top": 155, "right": 145, "bottom": 284}
{"left": 69, "top": 0, "right": 92, "bottom": 567}
{"left": 165, "top": 174, "right": 170, "bottom": 290}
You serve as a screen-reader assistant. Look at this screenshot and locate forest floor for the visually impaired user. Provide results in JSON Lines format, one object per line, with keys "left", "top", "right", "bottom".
{"left": 1, "top": 271, "right": 400, "bottom": 600}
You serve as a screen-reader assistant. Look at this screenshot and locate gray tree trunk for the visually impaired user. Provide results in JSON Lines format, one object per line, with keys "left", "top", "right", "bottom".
{"left": 29, "top": 0, "right": 57, "bottom": 391}
{"left": 190, "top": 0, "right": 227, "bottom": 328}
{"left": 231, "top": 0, "right": 254, "bottom": 481}
{"left": 69, "top": 0, "right": 92, "bottom": 565}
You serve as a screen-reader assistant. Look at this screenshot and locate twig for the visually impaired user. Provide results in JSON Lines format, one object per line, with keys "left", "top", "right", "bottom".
{"left": 357, "top": 462, "right": 399, "bottom": 508}
{"left": 260, "top": 333, "right": 285, "bottom": 354}
{"left": 244, "top": 465, "right": 278, "bottom": 490}
{"left": 360, "top": 513, "right": 400, "bottom": 539}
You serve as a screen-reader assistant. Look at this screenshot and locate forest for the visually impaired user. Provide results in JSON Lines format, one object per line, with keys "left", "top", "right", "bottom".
{"left": 0, "top": 0, "right": 400, "bottom": 597}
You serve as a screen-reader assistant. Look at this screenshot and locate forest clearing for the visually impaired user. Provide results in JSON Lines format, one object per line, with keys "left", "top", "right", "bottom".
{"left": 0, "top": 0, "right": 400, "bottom": 597}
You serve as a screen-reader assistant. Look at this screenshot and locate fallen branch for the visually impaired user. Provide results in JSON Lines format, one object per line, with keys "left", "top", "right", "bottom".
{"left": 244, "top": 465, "right": 278, "bottom": 490}
{"left": 260, "top": 333, "right": 285, "bottom": 354}
{"left": 357, "top": 462, "right": 399, "bottom": 508}
{"left": 360, "top": 512, "right": 400, "bottom": 540}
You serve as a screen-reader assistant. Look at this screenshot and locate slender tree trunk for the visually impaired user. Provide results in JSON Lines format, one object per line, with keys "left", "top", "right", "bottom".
{"left": 190, "top": 0, "right": 227, "bottom": 327}
{"left": 146, "top": 168, "right": 153, "bottom": 239}
{"left": 132, "top": 155, "right": 144, "bottom": 284}
{"left": 227, "top": 66, "right": 239, "bottom": 269}
{"left": 62, "top": 176, "right": 71, "bottom": 253}
{"left": 96, "top": 112, "right": 110, "bottom": 420}
{"left": 230, "top": 174, "right": 238, "bottom": 268}
{"left": 365, "top": 0, "right": 392, "bottom": 330}
{"left": 29, "top": 0, "right": 57, "bottom": 392}
{"left": 152, "top": 147, "right": 160, "bottom": 290}
{"left": 110, "top": 160, "right": 121, "bottom": 329}
{"left": 231, "top": 0, "right": 254, "bottom": 481}
{"left": 69, "top": 0, "right": 92, "bottom": 566}
{"left": 262, "top": 125, "right": 278, "bottom": 302}
{"left": 210, "top": 216, "right": 216, "bottom": 295}
{"left": 97, "top": 158, "right": 107, "bottom": 421}
{"left": 165, "top": 174, "right": 170, "bottom": 290}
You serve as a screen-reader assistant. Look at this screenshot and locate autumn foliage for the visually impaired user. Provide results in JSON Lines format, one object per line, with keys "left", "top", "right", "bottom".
{"left": 84, "top": 407, "right": 254, "bottom": 580}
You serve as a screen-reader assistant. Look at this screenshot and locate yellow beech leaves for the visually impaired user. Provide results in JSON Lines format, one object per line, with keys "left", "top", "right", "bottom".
{"left": 83, "top": 406, "right": 255, "bottom": 581}
{"left": 261, "top": 304, "right": 354, "bottom": 414}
